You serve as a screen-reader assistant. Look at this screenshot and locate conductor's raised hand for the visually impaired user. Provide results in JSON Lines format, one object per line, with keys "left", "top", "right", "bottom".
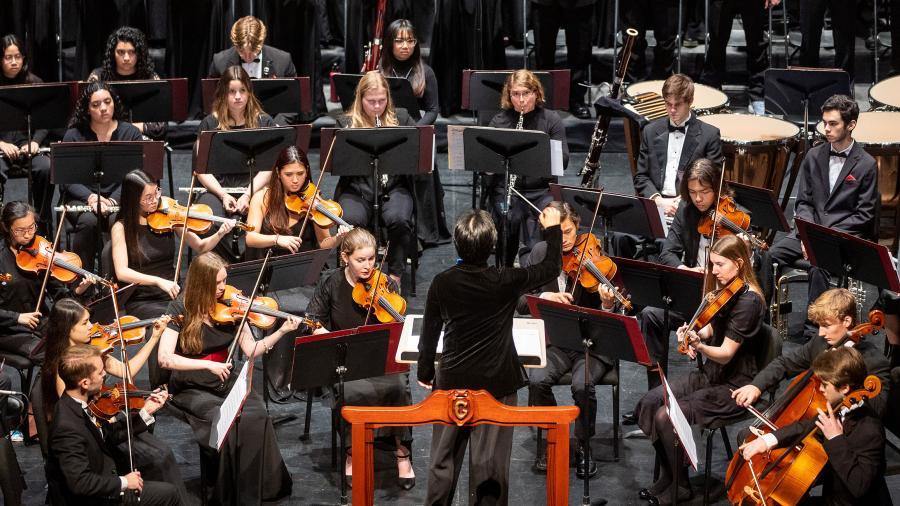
{"left": 539, "top": 206, "right": 561, "bottom": 228}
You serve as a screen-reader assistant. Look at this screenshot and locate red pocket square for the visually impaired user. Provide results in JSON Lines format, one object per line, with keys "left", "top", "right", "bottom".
{"left": 845, "top": 174, "right": 856, "bottom": 182}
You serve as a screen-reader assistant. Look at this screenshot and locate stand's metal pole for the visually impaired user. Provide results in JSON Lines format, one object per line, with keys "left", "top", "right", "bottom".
{"left": 677, "top": 0, "right": 684, "bottom": 73}
{"left": 613, "top": 0, "right": 620, "bottom": 84}
{"left": 873, "top": 0, "right": 880, "bottom": 83}
{"left": 523, "top": 0, "right": 528, "bottom": 68}
{"left": 783, "top": 0, "right": 789, "bottom": 64}
{"left": 704, "top": 0, "right": 710, "bottom": 61}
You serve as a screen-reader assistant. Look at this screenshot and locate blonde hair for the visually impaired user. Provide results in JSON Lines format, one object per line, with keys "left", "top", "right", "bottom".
{"left": 709, "top": 235, "right": 762, "bottom": 296}
{"left": 180, "top": 252, "right": 227, "bottom": 355}
{"left": 662, "top": 73, "right": 695, "bottom": 104}
{"left": 211, "top": 66, "right": 265, "bottom": 130}
{"left": 231, "top": 16, "right": 266, "bottom": 54}
{"left": 340, "top": 227, "right": 377, "bottom": 261}
{"left": 808, "top": 288, "right": 857, "bottom": 327}
{"left": 499, "top": 69, "right": 545, "bottom": 110}
{"left": 347, "top": 71, "right": 398, "bottom": 128}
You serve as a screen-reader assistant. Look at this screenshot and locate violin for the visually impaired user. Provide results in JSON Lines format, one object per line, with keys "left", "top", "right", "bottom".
{"left": 147, "top": 196, "right": 254, "bottom": 234}
{"left": 211, "top": 284, "right": 322, "bottom": 330}
{"left": 352, "top": 269, "right": 406, "bottom": 323}
{"left": 89, "top": 315, "right": 175, "bottom": 354}
{"left": 15, "top": 235, "right": 104, "bottom": 285}
{"left": 677, "top": 276, "right": 746, "bottom": 355}
{"left": 88, "top": 382, "right": 171, "bottom": 423}
{"left": 697, "top": 196, "right": 767, "bottom": 250}
{"left": 561, "top": 233, "right": 632, "bottom": 311}
{"left": 0, "top": 273, "right": 10, "bottom": 283}
{"left": 284, "top": 183, "right": 353, "bottom": 229}
{"left": 724, "top": 311, "right": 885, "bottom": 505}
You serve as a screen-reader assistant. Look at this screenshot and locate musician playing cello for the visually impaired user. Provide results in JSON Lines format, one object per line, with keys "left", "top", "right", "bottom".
{"left": 739, "top": 347, "right": 892, "bottom": 505}
{"left": 633, "top": 235, "right": 765, "bottom": 505}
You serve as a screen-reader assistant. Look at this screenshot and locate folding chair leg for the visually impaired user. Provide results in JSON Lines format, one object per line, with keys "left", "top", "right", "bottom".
{"left": 720, "top": 427, "right": 733, "bottom": 460}
{"left": 300, "top": 389, "right": 313, "bottom": 442}
{"left": 704, "top": 430, "right": 716, "bottom": 506}
{"left": 612, "top": 384, "right": 620, "bottom": 461}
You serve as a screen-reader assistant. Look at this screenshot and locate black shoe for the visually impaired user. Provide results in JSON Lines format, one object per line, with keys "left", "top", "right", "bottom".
{"left": 575, "top": 445, "right": 598, "bottom": 479}
{"left": 572, "top": 103, "right": 592, "bottom": 120}
{"left": 639, "top": 488, "right": 653, "bottom": 501}
{"left": 396, "top": 451, "right": 416, "bottom": 490}
{"left": 533, "top": 454, "right": 547, "bottom": 473}
{"left": 647, "top": 486, "right": 692, "bottom": 505}
{"left": 622, "top": 412, "right": 637, "bottom": 426}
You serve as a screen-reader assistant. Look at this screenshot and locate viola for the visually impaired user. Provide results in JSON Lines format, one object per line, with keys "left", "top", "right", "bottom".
{"left": 352, "top": 269, "right": 406, "bottom": 323}
{"left": 211, "top": 284, "right": 322, "bottom": 330}
{"left": 88, "top": 382, "right": 171, "bottom": 422}
{"left": 89, "top": 315, "right": 175, "bottom": 354}
{"left": 677, "top": 276, "right": 746, "bottom": 355}
{"left": 284, "top": 183, "right": 353, "bottom": 229}
{"left": 147, "top": 196, "right": 254, "bottom": 234}
{"left": 561, "top": 233, "right": 632, "bottom": 311}
{"left": 697, "top": 196, "right": 767, "bottom": 250}
{"left": 15, "top": 235, "right": 104, "bottom": 285}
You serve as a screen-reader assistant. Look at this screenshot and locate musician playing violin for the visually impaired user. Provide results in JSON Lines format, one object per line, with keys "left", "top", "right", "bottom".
{"left": 158, "top": 252, "right": 295, "bottom": 504}
{"left": 0, "top": 201, "right": 94, "bottom": 360}
{"left": 633, "top": 235, "right": 765, "bottom": 505}
{"left": 38, "top": 298, "right": 187, "bottom": 502}
{"left": 516, "top": 201, "right": 618, "bottom": 478}
{"left": 304, "top": 227, "right": 415, "bottom": 490}
{"left": 739, "top": 347, "right": 892, "bottom": 505}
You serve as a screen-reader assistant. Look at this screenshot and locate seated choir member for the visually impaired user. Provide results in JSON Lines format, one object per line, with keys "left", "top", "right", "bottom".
{"left": 40, "top": 298, "right": 187, "bottom": 502}
{"left": 195, "top": 65, "right": 276, "bottom": 261}
{"left": 486, "top": 69, "right": 569, "bottom": 267}
{"left": 418, "top": 207, "right": 562, "bottom": 504}
{"left": 335, "top": 71, "right": 416, "bottom": 289}
{"left": 634, "top": 234, "right": 766, "bottom": 505}
{"left": 740, "top": 347, "right": 892, "bottom": 504}
{"left": 305, "top": 227, "right": 415, "bottom": 489}
{"left": 158, "top": 252, "right": 295, "bottom": 504}
{"left": 61, "top": 81, "right": 142, "bottom": 269}
{"left": 0, "top": 34, "right": 53, "bottom": 231}
{"left": 47, "top": 344, "right": 179, "bottom": 505}
{"left": 88, "top": 26, "right": 167, "bottom": 139}
{"left": 110, "top": 168, "right": 234, "bottom": 387}
{"left": 517, "top": 200, "right": 618, "bottom": 478}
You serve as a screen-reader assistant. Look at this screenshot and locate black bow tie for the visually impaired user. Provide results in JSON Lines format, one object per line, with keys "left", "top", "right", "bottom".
{"left": 251, "top": 58, "right": 260, "bottom": 63}
{"left": 668, "top": 124, "right": 686, "bottom": 134}
{"left": 829, "top": 150, "right": 848, "bottom": 158}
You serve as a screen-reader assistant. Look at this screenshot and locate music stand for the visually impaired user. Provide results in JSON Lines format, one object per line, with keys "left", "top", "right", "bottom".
{"left": 291, "top": 323, "right": 407, "bottom": 504}
{"left": 332, "top": 74, "right": 421, "bottom": 121}
{"left": 0, "top": 82, "right": 75, "bottom": 203}
{"left": 796, "top": 218, "right": 900, "bottom": 292}
{"left": 526, "top": 295, "right": 651, "bottom": 505}
{"left": 728, "top": 181, "right": 791, "bottom": 245}
{"left": 201, "top": 77, "right": 313, "bottom": 115}
{"left": 87, "top": 283, "right": 138, "bottom": 323}
{"left": 462, "top": 126, "right": 551, "bottom": 266}
{"left": 194, "top": 126, "right": 296, "bottom": 196}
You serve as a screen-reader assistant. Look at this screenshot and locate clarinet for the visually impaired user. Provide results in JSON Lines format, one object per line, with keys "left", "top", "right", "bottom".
{"left": 579, "top": 28, "right": 639, "bottom": 188}
{"left": 375, "top": 114, "right": 389, "bottom": 192}
{"left": 506, "top": 111, "right": 525, "bottom": 213}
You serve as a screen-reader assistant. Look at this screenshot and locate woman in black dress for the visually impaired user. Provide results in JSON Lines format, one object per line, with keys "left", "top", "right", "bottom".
{"left": 634, "top": 234, "right": 766, "bottom": 504}
{"left": 61, "top": 81, "right": 143, "bottom": 268}
{"left": 158, "top": 251, "right": 298, "bottom": 505}
{"left": 110, "top": 168, "right": 234, "bottom": 387}
{"left": 380, "top": 18, "right": 449, "bottom": 247}
{"left": 305, "top": 227, "right": 415, "bottom": 489}
{"left": 196, "top": 65, "right": 276, "bottom": 261}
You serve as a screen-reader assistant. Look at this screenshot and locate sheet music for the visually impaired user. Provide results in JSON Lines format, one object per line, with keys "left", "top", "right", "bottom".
{"left": 447, "top": 125, "right": 466, "bottom": 171}
{"left": 663, "top": 374, "right": 698, "bottom": 470}
{"left": 209, "top": 360, "right": 251, "bottom": 450}
{"left": 550, "top": 140, "right": 564, "bottom": 176}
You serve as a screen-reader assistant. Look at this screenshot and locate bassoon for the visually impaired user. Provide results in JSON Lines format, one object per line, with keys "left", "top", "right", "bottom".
{"left": 579, "top": 28, "right": 639, "bottom": 188}
{"left": 362, "top": 0, "right": 388, "bottom": 72}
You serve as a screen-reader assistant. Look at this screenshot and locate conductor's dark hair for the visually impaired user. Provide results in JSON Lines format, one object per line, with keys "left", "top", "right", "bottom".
{"left": 821, "top": 94, "right": 859, "bottom": 126}
{"left": 453, "top": 209, "right": 497, "bottom": 264}
{"left": 68, "top": 81, "right": 125, "bottom": 130}
{"left": 99, "top": 26, "right": 155, "bottom": 80}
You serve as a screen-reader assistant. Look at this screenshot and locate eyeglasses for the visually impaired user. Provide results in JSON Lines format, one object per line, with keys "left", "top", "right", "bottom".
{"left": 141, "top": 187, "right": 161, "bottom": 204}
{"left": 3, "top": 54, "right": 23, "bottom": 63}
{"left": 510, "top": 90, "right": 534, "bottom": 99}
{"left": 393, "top": 38, "right": 417, "bottom": 46}
{"left": 11, "top": 223, "right": 36, "bottom": 236}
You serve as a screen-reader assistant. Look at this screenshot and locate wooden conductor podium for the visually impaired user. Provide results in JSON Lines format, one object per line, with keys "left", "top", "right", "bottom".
{"left": 342, "top": 389, "right": 579, "bottom": 505}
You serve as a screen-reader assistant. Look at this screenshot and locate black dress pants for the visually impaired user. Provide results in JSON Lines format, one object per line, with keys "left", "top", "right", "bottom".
{"left": 639, "top": 306, "right": 686, "bottom": 391}
{"left": 701, "top": 0, "right": 769, "bottom": 100}
{"left": 339, "top": 186, "right": 414, "bottom": 278}
{"left": 532, "top": 3, "right": 595, "bottom": 107}
{"left": 768, "top": 232, "right": 831, "bottom": 338}
{"left": 799, "top": 0, "right": 858, "bottom": 80}
{"left": 622, "top": 0, "right": 678, "bottom": 80}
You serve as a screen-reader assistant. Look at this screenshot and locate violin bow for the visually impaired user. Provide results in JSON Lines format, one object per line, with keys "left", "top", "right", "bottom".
{"left": 34, "top": 206, "right": 68, "bottom": 313}
{"left": 568, "top": 189, "right": 604, "bottom": 297}
{"left": 172, "top": 173, "right": 197, "bottom": 285}
{"left": 362, "top": 242, "right": 391, "bottom": 327}
{"left": 105, "top": 281, "right": 138, "bottom": 481}
{"left": 224, "top": 249, "right": 272, "bottom": 368}
{"left": 297, "top": 135, "right": 337, "bottom": 242}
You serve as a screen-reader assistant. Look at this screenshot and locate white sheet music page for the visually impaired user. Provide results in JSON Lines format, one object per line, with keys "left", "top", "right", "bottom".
{"left": 447, "top": 125, "right": 466, "bottom": 171}
{"left": 663, "top": 374, "right": 698, "bottom": 470}
{"left": 209, "top": 359, "right": 251, "bottom": 450}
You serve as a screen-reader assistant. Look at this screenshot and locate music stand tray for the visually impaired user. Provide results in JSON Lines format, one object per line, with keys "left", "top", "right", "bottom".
{"left": 201, "top": 77, "right": 313, "bottom": 115}
{"left": 0, "top": 82, "right": 75, "bottom": 132}
{"left": 78, "top": 78, "right": 189, "bottom": 123}
{"left": 461, "top": 69, "right": 569, "bottom": 112}
{"left": 51, "top": 141, "right": 165, "bottom": 183}
{"left": 550, "top": 183, "right": 666, "bottom": 239}
{"left": 764, "top": 67, "right": 851, "bottom": 126}
{"left": 728, "top": 181, "right": 791, "bottom": 233}
{"left": 332, "top": 74, "right": 420, "bottom": 120}
{"left": 319, "top": 126, "right": 433, "bottom": 175}
{"left": 226, "top": 248, "right": 332, "bottom": 295}
{"left": 612, "top": 256, "right": 705, "bottom": 316}
{"left": 193, "top": 126, "right": 296, "bottom": 177}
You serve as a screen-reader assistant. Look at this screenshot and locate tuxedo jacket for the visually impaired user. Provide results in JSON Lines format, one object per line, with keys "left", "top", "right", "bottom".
{"left": 208, "top": 44, "right": 297, "bottom": 79}
{"left": 793, "top": 142, "right": 879, "bottom": 240}
{"left": 47, "top": 394, "right": 148, "bottom": 503}
{"left": 633, "top": 114, "right": 723, "bottom": 198}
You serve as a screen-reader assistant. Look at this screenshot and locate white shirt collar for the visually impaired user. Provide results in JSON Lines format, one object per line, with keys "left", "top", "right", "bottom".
{"left": 830, "top": 140, "right": 854, "bottom": 155}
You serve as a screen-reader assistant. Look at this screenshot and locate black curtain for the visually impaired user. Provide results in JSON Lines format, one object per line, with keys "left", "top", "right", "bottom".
{"left": 166, "top": 0, "right": 229, "bottom": 118}
{"left": 344, "top": 0, "right": 435, "bottom": 73}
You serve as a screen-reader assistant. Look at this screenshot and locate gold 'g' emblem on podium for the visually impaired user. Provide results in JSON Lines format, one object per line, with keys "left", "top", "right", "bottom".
{"left": 450, "top": 390, "right": 473, "bottom": 425}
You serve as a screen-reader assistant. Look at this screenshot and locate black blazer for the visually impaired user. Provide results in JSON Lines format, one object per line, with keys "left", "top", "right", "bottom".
{"left": 208, "top": 44, "right": 297, "bottom": 78}
{"left": 633, "top": 114, "right": 723, "bottom": 198}
{"left": 793, "top": 142, "right": 879, "bottom": 240}
{"left": 659, "top": 200, "right": 703, "bottom": 268}
{"left": 47, "top": 394, "right": 148, "bottom": 503}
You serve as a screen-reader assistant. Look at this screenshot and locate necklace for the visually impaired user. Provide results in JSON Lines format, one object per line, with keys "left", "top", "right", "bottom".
{"left": 391, "top": 66, "right": 413, "bottom": 81}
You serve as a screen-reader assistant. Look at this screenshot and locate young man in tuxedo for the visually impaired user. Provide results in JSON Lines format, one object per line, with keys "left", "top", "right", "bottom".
{"left": 768, "top": 94, "right": 878, "bottom": 341}
{"left": 47, "top": 345, "right": 179, "bottom": 506}
{"left": 208, "top": 16, "right": 296, "bottom": 79}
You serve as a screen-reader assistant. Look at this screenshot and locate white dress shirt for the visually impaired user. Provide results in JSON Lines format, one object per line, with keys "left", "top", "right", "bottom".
{"left": 241, "top": 49, "right": 262, "bottom": 79}
{"left": 662, "top": 115, "right": 690, "bottom": 197}
{"left": 828, "top": 141, "right": 854, "bottom": 193}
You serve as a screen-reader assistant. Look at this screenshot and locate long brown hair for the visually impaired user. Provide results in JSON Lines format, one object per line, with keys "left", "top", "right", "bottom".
{"left": 116, "top": 169, "right": 157, "bottom": 268}
{"left": 40, "top": 298, "right": 89, "bottom": 416}
{"left": 709, "top": 235, "right": 762, "bottom": 296}
{"left": 348, "top": 71, "right": 398, "bottom": 128}
{"left": 263, "top": 146, "right": 311, "bottom": 235}
{"left": 499, "top": 69, "right": 545, "bottom": 110}
{"left": 211, "top": 65, "right": 265, "bottom": 130}
{"left": 180, "top": 252, "right": 227, "bottom": 355}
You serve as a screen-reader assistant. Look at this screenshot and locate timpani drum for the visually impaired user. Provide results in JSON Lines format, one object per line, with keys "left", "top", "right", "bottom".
{"left": 625, "top": 80, "right": 730, "bottom": 118}
{"left": 869, "top": 75, "right": 900, "bottom": 111}
{"left": 699, "top": 114, "right": 800, "bottom": 195}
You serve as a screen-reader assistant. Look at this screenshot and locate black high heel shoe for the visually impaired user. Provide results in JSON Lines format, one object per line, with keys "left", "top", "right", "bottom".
{"left": 396, "top": 451, "right": 416, "bottom": 490}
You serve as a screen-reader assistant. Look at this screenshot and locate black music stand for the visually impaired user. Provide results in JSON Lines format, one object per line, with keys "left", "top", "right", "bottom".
{"left": 291, "top": 323, "right": 407, "bottom": 505}
{"left": 462, "top": 126, "right": 551, "bottom": 266}
{"left": 201, "top": 77, "right": 313, "bottom": 115}
{"left": 796, "top": 218, "right": 900, "bottom": 292}
{"left": 526, "top": 295, "right": 651, "bottom": 506}
{"left": 332, "top": 74, "right": 420, "bottom": 121}
{"left": 51, "top": 141, "right": 164, "bottom": 269}
{"left": 728, "top": 181, "right": 791, "bottom": 244}
{"left": 87, "top": 283, "right": 138, "bottom": 323}
{"left": 325, "top": 127, "right": 421, "bottom": 251}
{"left": 0, "top": 83, "right": 74, "bottom": 204}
